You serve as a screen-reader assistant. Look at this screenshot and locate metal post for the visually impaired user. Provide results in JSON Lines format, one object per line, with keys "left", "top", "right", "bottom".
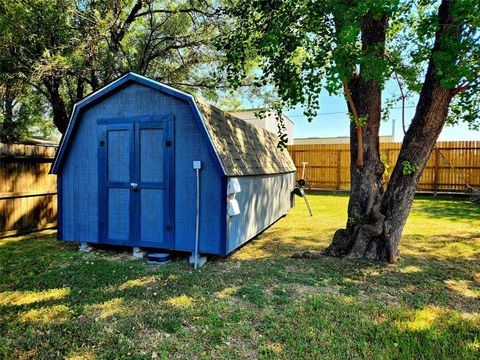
{"left": 302, "top": 189, "right": 313, "bottom": 217}
{"left": 194, "top": 167, "right": 200, "bottom": 269}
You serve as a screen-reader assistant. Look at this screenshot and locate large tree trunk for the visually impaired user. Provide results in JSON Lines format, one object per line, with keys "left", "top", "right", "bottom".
{"left": 43, "top": 77, "right": 69, "bottom": 134}
{"left": 323, "top": 14, "right": 386, "bottom": 259}
{"left": 0, "top": 85, "right": 18, "bottom": 143}
{"left": 322, "top": 0, "right": 460, "bottom": 262}
{"left": 380, "top": 0, "right": 459, "bottom": 260}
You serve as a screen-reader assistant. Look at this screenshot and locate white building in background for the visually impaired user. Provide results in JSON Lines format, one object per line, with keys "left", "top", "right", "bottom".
{"left": 230, "top": 109, "right": 295, "bottom": 145}
{"left": 294, "top": 135, "right": 394, "bottom": 145}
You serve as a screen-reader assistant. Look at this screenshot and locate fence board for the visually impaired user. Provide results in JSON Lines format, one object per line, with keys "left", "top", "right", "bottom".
{"left": 0, "top": 143, "right": 57, "bottom": 237}
{"left": 288, "top": 141, "right": 480, "bottom": 193}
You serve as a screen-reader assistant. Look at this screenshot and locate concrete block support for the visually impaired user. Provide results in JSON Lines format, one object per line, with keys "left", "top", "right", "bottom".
{"left": 189, "top": 254, "right": 207, "bottom": 268}
{"left": 79, "top": 242, "right": 93, "bottom": 252}
{"left": 132, "top": 247, "right": 146, "bottom": 259}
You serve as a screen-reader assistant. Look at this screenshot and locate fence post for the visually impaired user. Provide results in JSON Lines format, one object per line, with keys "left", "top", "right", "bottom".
{"left": 336, "top": 150, "right": 341, "bottom": 190}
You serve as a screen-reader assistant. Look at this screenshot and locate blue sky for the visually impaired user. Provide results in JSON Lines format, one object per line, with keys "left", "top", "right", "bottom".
{"left": 244, "top": 80, "right": 479, "bottom": 141}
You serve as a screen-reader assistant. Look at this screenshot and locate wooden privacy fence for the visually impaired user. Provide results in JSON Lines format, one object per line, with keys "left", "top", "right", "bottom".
{"left": 288, "top": 141, "right": 480, "bottom": 193}
{"left": 0, "top": 143, "right": 57, "bottom": 238}
{"left": 0, "top": 141, "right": 478, "bottom": 237}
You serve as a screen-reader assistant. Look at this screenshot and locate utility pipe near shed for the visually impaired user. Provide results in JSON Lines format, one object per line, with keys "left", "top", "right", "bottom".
{"left": 191, "top": 161, "right": 207, "bottom": 269}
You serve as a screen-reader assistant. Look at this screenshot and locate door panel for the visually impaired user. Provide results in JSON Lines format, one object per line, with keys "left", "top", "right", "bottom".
{"left": 102, "top": 124, "right": 134, "bottom": 243}
{"left": 139, "top": 189, "right": 164, "bottom": 242}
{"left": 139, "top": 128, "right": 164, "bottom": 183}
{"left": 107, "top": 129, "right": 130, "bottom": 182}
{"left": 136, "top": 122, "right": 172, "bottom": 247}
{"left": 108, "top": 188, "right": 130, "bottom": 240}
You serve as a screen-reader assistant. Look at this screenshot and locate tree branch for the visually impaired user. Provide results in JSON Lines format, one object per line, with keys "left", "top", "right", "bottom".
{"left": 109, "top": 0, "right": 145, "bottom": 53}
{"left": 343, "top": 77, "right": 364, "bottom": 168}
{"left": 452, "top": 82, "right": 469, "bottom": 95}
{"left": 135, "top": 7, "right": 223, "bottom": 19}
{"left": 393, "top": 70, "right": 407, "bottom": 134}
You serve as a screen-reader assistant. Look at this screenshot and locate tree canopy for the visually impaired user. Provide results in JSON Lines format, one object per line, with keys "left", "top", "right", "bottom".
{"left": 221, "top": 0, "right": 480, "bottom": 136}
{"left": 0, "top": 0, "right": 228, "bottom": 141}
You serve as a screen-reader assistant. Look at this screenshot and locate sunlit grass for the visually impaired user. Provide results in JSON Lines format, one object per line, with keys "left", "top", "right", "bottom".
{"left": 166, "top": 295, "right": 194, "bottom": 309}
{"left": 118, "top": 276, "right": 158, "bottom": 290}
{"left": 21, "top": 304, "right": 72, "bottom": 324}
{"left": 87, "top": 298, "right": 129, "bottom": 319}
{"left": 216, "top": 287, "right": 239, "bottom": 299}
{"left": 398, "top": 306, "right": 443, "bottom": 331}
{"left": 65, "top": 353, "right": 96, "bottom": 360}
{"left": 0, "top": 193, "right": 479, "bottom": 359}
{"left": 0, "top": 288, "right": 70, "bottom": 306}
{"left": 445, "top": 279, "right": 480, "bottom": 298}
{"left": 466, "top": 339, "right": 480, "bottom": 351}
{"left": 399, "top": 265, "right": 423, "bottom": 273}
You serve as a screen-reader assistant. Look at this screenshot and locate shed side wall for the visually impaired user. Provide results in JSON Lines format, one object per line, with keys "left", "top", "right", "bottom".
{"left": 61, "top": 83, "right": 222, "bottom": 253}
{"left": 226, "top": 172, "right": 295, "bottom": 254}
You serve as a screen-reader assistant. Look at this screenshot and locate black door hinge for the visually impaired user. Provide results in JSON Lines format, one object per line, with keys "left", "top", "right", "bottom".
{"left": 166, "top": 140, "right": 172, "bottom": 147}
{"left": 166, "top": 225, "right": 172, "bottom": 232}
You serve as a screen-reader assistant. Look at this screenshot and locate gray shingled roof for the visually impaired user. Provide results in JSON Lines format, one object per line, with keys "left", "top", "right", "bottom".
{"left": 195, "top": 98, "right": 296, "bottom": 176}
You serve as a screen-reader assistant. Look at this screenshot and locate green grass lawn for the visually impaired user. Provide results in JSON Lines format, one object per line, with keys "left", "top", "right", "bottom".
{"left": 1, "top": 193, "right": 479, "bottom": 359}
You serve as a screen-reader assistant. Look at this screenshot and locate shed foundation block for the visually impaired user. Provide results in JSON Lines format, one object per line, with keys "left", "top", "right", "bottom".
{"left": 189, "top": 254, "right": 207, "bottom": 268}
{"left": 132, "top": 247, "right": 147, "bottom": 259}
{"left": 79, "top": 242, "right": 93, "bottom": 252}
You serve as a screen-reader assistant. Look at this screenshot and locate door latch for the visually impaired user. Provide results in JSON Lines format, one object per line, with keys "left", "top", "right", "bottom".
{"left": 130, "top": 182, "right": 139, "bottom": 191}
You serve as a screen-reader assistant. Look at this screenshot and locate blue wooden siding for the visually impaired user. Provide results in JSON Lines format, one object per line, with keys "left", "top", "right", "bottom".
{"left": 61, "top": 100, "right": 99, "bottom": 241}
{"left": 173, "top": 101, "right": 224, "bottom": 254}
{"left": 61, "top": 83, "right": 223, "bottom": 254}
{"left": 226, "top": 173, "right": 295, "bottom": 254}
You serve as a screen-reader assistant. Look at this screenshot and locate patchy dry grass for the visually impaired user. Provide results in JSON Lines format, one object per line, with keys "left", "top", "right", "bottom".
{"left": 0, "top": 193, "right": 479, "bottom": 359}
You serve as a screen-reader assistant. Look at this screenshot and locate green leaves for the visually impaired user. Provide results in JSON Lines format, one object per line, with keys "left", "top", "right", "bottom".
{"left": 220, "top": 0, "right": 400, "bottom": 122}
{"left": 349, "top": 114, "right": 368, "bottom": 127}
{"left": 0, "top": 0, "right": 229, "bottom": 137}
{"left": 221, "top": 0, "right": 479, "bottom": 133}
{"left": 401, "top": 161, "right": 420, "bottom": 175}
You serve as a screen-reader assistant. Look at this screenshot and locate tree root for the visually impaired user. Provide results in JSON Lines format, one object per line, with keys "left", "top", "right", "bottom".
{"left": 296, "top": 186, "right": 396, "bottom": 262}
{"left": 343, "top": 199, "right": 385, "bottom": 260}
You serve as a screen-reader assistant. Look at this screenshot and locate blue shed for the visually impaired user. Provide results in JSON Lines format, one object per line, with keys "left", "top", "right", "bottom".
{"left": 51, "top": 72, "right": 296, "bottom": 258}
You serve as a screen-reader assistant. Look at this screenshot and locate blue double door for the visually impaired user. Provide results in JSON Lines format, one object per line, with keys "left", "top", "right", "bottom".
{"left": 99, "top": 117, "right": 174, "bottom": 248}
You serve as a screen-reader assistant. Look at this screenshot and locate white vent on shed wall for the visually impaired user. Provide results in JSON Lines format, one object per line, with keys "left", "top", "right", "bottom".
{"left": 227, "top": 177, "right": 241, "bottom": 195}
{"left": 227, "top": 199, "right": 241, "bottom": 217}
{"left": 227, "top": 178, "right": 241, "bottom": 217}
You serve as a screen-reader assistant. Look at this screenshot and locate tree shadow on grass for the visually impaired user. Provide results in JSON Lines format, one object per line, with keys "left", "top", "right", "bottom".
{"left": 413, "top": 196, "right": 480, "bottom": 222}
{"left": 1, "top": 231, "right": 479, "bottom": 359}
{"left": 400, "top": 232, "right": 480, "bottom": 260}
{"left": 257, "top": 293, "right": 480, "bottom": 359}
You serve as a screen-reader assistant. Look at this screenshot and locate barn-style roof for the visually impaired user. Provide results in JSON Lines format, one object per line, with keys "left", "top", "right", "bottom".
{"left": 196, "top": 99, "right": 295, "bottom": 176}
{"left": 51, "top": 72, "right": 295, "bottom": 176}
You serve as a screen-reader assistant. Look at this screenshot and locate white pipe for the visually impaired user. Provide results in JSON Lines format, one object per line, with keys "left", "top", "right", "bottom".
{"left": 194, "top": 167, "right": 200, "bottom": 269}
